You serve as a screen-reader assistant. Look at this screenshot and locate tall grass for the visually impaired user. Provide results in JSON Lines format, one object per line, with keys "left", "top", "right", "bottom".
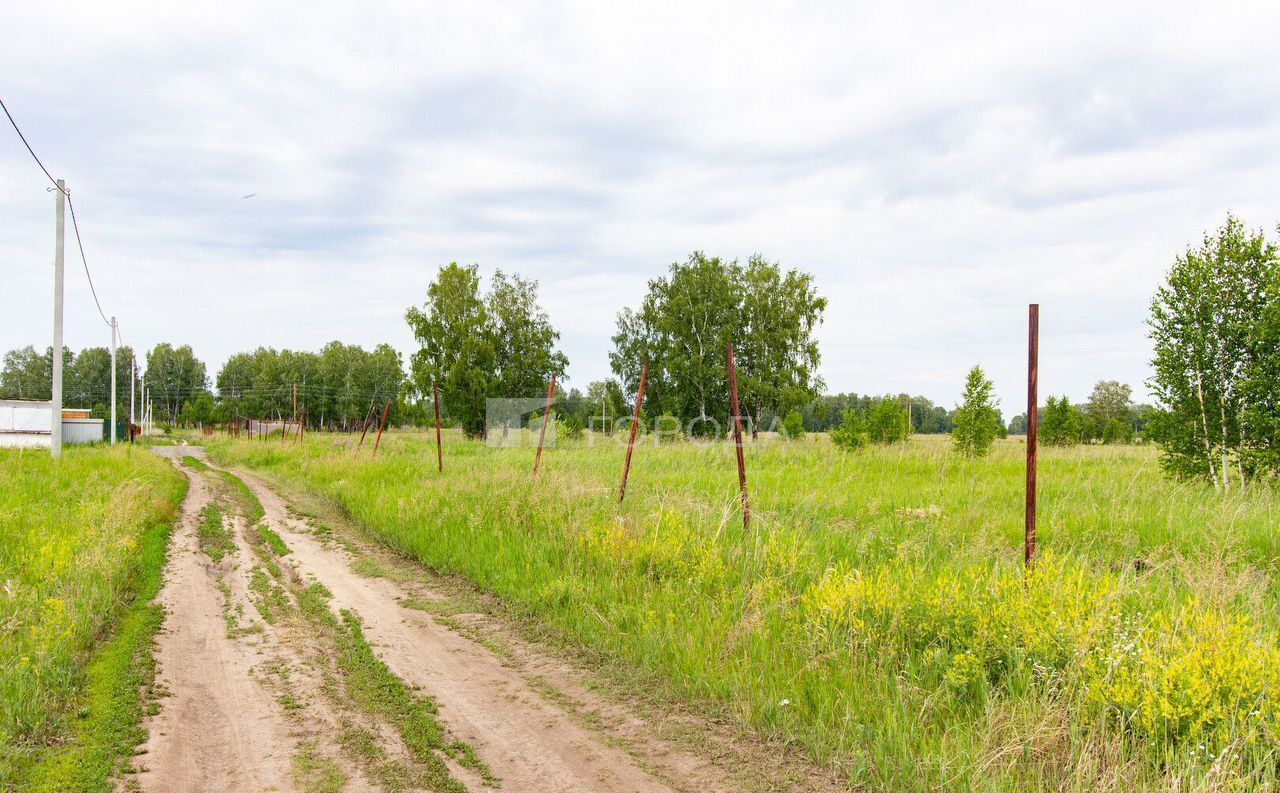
{"left": 0, "top": 445, "right": 185, "bottom": 783}
{"left": 212, "top": 432, "right": 1280, "bottom": 790}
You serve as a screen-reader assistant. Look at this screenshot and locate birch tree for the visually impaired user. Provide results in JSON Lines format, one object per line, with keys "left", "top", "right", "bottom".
{"left": 609, "top": 252, "right": 825, "bottom": 436}
{"left": 1148, "top": 215, "right": 1277, "bottom": 488}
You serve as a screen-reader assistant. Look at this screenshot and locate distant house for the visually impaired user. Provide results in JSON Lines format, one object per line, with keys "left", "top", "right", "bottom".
{"left": 0, "top": 399, "right": 104, "bottom": 448}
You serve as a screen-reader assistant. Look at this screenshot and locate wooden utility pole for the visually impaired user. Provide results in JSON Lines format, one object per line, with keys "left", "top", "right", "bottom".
{"left": 533, "top": 374, "right": 557, "bottom": 476}
{"left": 727, "top": 344, "right": 750, "bottom": 531}
{"left": 433, "top": 382, "right": 443, "bottom": 472}
{"left": 51, "top": 180, "right": 65, "bottom": 458}
{"left": 618, "top": 362, "right": 648, "bottom": 502}
{"left": 1025, "top": 304, "right": 1039, "bottom": 567}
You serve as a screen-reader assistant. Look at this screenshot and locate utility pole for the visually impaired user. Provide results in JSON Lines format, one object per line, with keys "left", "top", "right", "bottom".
{"left": 110, "top": 317, "right": 118, "bottom": 444}
{"left": 129, "top": 355, "right": 135, "bottom": 443}
{"left": 51, "top": 180, "right": 66, "bottom": 458}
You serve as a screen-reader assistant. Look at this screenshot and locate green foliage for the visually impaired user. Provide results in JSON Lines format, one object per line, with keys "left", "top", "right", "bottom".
{"left": 0, "top": 447, "right": 185, "bottom": 785}
{"left": 0, "top": 346, "right": 67, "bottom": 400}
{"left": 144, "top": 343, "right": 208, "bottom": 425}
{"left": 582, "top": 380, "right": 628, "bottom": 434}
{"left": 609, "top": 252, "right": 825, "bottom": 432}
{"left": 0, "top": 345, "right": 137, "bottom": 415}
{"left": 952, "top": 365, "right": 1001, "bottom": 457}
{"left": 179, "top": 392, "right": 217, "bottom": 428}
{"left": 865, "top": 398, "right": 910, "bottom": 444}
{"left": 1241, "top": 294, "right": 1280, "bottom": 474}
{"left": 830, "top": 408, "right": 867, "bottom": 450}
{"left": 64, "top": 346, "right": 138, "bottom": 418}
{"left": 805, "top": 393, "right": 953, "bottom": 434}
{"left": 488, "top": 270, "right": 570, "bottom": 400}
{"left": 1085, "top": 380, "right": 1134, "bottom": 443}
{"left": 1040, "top": 396, "right": 1085, "bottom": 447}
{"left": 561, "top": 414, "right": 584, "bottom": 440}
{"left": 196, "top": 504, "right": 235, "bottom": 563}
{"left": 257, "top": 525, "right": 291, "bottom": 557}
{"left": 217, "top": 342, "right": 404, "bottom": 431}
{"left": 22, "top": 510, "right": 174, "bottom": 792}
{"left": 213, "top": 434, "right": 1280, "bottom": 789}
{"left": 1149, "top": 214, "right": 1279, "bottom": 487}
{"left": 781, "top": 411, "right": 805, "bottom": 440}
{"left": 1102, "top": 417, "right": 1135, "bottom": 445}
{"left": 405, "top": 264, "right": 566, "bottom": 438}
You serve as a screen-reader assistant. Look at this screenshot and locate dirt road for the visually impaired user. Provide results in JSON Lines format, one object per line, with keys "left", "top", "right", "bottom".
{"left": 134, "top": 459, "right": 296, "bottom": 792}
{"left": 132, "top": 450, "right": 834, "bottom": 792}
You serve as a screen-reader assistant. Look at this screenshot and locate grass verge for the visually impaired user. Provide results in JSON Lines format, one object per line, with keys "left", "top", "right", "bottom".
{"left": 0, "top": 446, "right": 186, "bottom": 789}
{"left": 209, "top": 433, "right": 1280, "bottom": 791}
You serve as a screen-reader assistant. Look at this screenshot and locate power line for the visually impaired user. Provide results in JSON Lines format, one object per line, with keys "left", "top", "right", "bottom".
{"left": 0, "top": 97, "right": 66, "bottom": 194}
{"left": 2, "top": 97, "right": 113, "bottom": 328}
{"left": 66, "top": 195, "right": 112, "bottom": 327}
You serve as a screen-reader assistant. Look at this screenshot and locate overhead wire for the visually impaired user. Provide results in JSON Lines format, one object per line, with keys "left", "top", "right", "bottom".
{"left": 1, "top": 96, "right": 115, "bottom": 329}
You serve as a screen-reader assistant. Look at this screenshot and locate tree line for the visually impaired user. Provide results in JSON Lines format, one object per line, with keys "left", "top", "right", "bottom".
{"left": 0, "top": 345, "right": 138, "bottom": 419}
{"left": 212, "top": 342, "right": 405, "bottom": 430}
{"left": 8, "top": 216, "right": 1276, "bottom": 490}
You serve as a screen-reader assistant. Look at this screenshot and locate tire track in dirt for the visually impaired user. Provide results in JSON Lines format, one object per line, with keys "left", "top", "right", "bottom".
{"left": 133, "top": 460, "right": 296, "bottom": 793}
{"left": 232, "top": 467, "right": 840, "bottom": 793}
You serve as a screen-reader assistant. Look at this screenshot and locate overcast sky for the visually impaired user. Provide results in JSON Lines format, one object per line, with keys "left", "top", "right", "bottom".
{"left": 3, "top": 2, "right": 1278, "bottom": 414}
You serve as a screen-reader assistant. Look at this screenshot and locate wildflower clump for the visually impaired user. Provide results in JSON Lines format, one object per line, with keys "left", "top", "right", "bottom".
{"left": 1082, "top": 606, "right": 1280, "bottom": 752}
{"left": 801, "top": 553, "right": 1280, "bottom": 757}
{"left": 580, "top": 512, "right": 726, "bottom": 590}
{"left": 802, "top": 553, "right": 1115, "bottom": 685}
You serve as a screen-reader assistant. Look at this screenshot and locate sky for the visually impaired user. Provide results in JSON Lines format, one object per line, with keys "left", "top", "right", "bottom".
{"left": 3, "top": 1, "right": 1279, "bottom": 415}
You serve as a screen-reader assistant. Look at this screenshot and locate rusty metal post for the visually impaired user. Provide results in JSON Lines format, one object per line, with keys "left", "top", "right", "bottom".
{"left": 433, "top": 382, "right": 443, "bottom": 472}
{"left": 371, "top": 406, "right": 389, "bottom": 455}
{"left": 618, "top": 361, "right": 649, "bottom": 502}
{"left": 726, "top": 344, "right": 751, "bottom": 531}
{"left": 357, "top": 404, "right": 376, "bottom": 451}
{"left": 1025, "top": 304, "right": 1039, "bottom": 568}
{"left": 533, "top": 374, "right": 557, "bottom": 476}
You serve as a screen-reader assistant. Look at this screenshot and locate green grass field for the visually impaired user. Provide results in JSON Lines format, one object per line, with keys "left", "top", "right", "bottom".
{"left": 209, "top": 431, "right": 1280, "bottom": 791}
{"left": 0, "top": 445, "right": 186, "bottom": 789}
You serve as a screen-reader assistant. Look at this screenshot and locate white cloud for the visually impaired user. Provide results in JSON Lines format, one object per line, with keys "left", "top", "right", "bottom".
{"left": 3, "top": 0, "right": 1279, "bottom": 413}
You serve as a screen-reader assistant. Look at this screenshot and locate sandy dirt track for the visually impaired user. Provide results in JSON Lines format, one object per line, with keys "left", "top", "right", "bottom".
{"left": 134, "top": 462, "right": 296, "bottom": 792}
{"left": 130, "top": 447, "right": 835, "bottom": 792}
{"left": 237, "top": 469, "right": 737, "bottom": 793}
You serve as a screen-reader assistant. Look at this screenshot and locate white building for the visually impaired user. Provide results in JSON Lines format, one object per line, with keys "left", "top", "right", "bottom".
{"left": 0, "top": 399, "right": 104, "bottom": 448}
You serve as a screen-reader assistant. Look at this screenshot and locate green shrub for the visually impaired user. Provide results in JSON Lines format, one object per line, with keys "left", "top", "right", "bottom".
{"left": 831, "top": 409, "right": 867, "bottom": 450}
{"left": 781, "top": 411, "right": 805, "bottom": 440}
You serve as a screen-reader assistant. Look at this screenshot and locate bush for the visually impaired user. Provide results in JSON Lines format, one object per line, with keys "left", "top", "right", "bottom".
{"left": 1102, "top": 417, "right": 1134, "bottom": 445}
{"left": 831, "top": 409, "right": 867, "bottom": 450}
{"left": 866, "top": 399, "right": 909, "bottom": 444}
{"left": 781, "top": 411, "right": 805, "bottom": 440}
{"left": 562, "top": 415, "right": 584, "bottom": 440}
{"left": 1041, "top": 396, "right": 1086, "bottom": 446}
